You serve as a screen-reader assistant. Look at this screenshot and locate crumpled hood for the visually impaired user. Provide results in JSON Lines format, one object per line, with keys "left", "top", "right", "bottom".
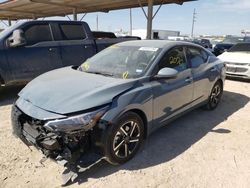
{"left": 218, "top": 52, "right": 250, "bottom": 64}
{"left": 18, "top": 67, "right": 136, "bottom": 114}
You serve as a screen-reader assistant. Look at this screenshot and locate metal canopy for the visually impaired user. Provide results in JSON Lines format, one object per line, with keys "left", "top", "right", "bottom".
{"left": 0, "top": 0, "right": 195, "bottom": 20}
{"left": 0, "top": 0, "right": 196, "bottom": 39}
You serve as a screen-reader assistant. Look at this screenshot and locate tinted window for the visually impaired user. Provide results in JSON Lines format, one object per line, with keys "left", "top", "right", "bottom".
{"left": 187, "top": 47, "right": 206, "bottom": 68}
{"left": 159, "top": 47, "right": 187, "bottom": 72}
{"left": 24, "top": 24, "right": 52, "bottom": 45}
{"left": 201, "top": 49, "right": 209, "bottom": 61}
{"left": 59, "top": 24, "right": 86, "bottom": 40}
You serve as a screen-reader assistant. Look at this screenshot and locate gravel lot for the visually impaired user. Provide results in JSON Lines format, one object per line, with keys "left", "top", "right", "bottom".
{"left": 0, "top": 79, "right": 249, "bottom": 188}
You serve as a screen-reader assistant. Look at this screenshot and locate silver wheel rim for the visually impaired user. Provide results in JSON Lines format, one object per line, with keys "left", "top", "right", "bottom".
{"left": 112, "top": 121, "right": 140, "bottom": 158}
{"left": 210, "top": 85, "right": 221, "bottom": 107}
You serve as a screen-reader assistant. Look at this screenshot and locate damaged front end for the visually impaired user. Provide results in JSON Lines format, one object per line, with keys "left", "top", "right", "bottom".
{"left": 11, "top": 104, "right": 109, "bottom": 166}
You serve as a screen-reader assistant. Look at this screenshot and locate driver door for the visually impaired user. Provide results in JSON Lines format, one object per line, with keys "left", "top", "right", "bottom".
{"left": 151, "top": 46, "right": 194, "bottom": 128}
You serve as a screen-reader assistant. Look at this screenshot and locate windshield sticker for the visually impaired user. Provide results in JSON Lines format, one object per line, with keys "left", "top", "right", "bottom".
{"left": 81, "top": 62, "right": 90, "bottom": 70}
{"left": 122, "top": 71, "right": 129, "bottom": 79}
{"left": 136, "top": 69, "right": 143, "bottom": 73}
{"left": 139, "top": 47, "right": 159, "bottom": 52}
{"left": 169, "top": 56, "right": 183, "bottom": 65}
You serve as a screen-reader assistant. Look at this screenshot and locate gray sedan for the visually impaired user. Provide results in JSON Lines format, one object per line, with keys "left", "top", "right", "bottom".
{"left": 12, "top": 40, "right": 226, "bottom": 166}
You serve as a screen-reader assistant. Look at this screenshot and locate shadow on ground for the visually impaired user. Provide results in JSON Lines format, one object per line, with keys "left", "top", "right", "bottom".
{"left": 72, "top": 90, "right": 249, "bottom": 185}
{"left": 0, "top": 85, "right": 24, "bottom": 106}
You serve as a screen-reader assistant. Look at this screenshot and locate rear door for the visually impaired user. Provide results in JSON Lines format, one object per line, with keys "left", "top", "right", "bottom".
{"left": 151, "top": 46, "right": 194, "bottom": 127}
{"left": 186, "top": 46, "right": 212, "bottom": 104}
{"left": 56, "top": 23, "right": 96, "bottom": 66}
{"left": 6, "top": 23, "right": 62, "bottom": 82}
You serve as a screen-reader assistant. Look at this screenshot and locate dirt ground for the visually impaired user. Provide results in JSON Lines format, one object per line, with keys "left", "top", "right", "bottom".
{"left": 0, "top": 79, "right": 250, "bottom": 188}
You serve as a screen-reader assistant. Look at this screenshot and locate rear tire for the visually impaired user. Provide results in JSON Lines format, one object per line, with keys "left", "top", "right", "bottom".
{"left": 103, "top": 112, "right": 144, "bottom": 165}
{"left": 204, "top": 81, "right": 223, "bottom": 110}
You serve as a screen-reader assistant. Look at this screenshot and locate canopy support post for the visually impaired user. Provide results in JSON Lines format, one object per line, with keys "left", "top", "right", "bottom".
{"left": 73, "top": 8, "right": 77, "bottom": 21}
{"left": 146, "top": 0, "right": 153, "bottom": 39}
{"left": 8, "top": 18, "right": 11, "bottom": 26}
{"left": 79, "top": 13, "right": 87, "bottom": 21}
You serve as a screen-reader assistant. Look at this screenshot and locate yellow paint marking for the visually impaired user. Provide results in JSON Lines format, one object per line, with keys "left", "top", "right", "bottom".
{"left": 122, "top": 71, "right": 129, "bottom": 79}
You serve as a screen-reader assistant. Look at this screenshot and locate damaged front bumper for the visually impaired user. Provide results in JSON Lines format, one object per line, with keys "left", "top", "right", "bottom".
{"left": 11, "top": 100, "right": 109, "bottom": 166}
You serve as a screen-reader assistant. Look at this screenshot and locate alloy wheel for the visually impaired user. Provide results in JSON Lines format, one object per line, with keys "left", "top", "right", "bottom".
{"left": 112, "top": 121, "right": 141, "bottom": 158}
{"left": 210, "top": 84, "right": 221, "bottom": 108}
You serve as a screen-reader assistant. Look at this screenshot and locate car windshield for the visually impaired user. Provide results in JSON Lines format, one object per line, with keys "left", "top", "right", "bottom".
{"left": 228, "top": 43, "right": 250, "bottom": 52}
{"left": 78, "top": 45, "right": 161, "bottom": 79}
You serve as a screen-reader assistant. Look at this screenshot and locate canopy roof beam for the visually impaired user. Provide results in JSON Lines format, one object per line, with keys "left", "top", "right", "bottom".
{"left": 30, "top": 0, "right": 77, "bottom": 9}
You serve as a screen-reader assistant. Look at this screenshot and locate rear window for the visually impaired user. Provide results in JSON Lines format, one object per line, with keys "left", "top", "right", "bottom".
{"left": 187, "top": 47, "right": 207, "bottom": 68}
{"left": 59, "top": 24, "right": 86, "bottom": 40}
{"left": 24, "top": 24, "right": 52, "bottom": 45}
{"left": 228, "top": 43, "right": 250, "bottom": 52}
{"left": 92, "top": 31, "right": 116, "bottom": 39}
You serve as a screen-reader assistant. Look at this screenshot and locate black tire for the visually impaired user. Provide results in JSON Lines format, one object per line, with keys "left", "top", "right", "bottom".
{"left": 204, "top": 81, "right": 223, "bottom": 110}
{"left": 103, "top": 112, "right": 144, "bottom": 165}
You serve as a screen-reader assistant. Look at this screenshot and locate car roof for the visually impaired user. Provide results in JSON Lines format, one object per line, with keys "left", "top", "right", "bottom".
{"left": 117, "top": 40, "right": 201, "bottom": 49}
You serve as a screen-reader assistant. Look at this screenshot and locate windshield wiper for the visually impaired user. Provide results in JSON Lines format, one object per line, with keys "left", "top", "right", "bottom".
{"left": 85, "top": 71, "right": 114, "bottom": 77}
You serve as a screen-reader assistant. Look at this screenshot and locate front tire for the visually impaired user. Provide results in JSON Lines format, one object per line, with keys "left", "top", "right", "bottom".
{"left": 204, "top": 81, "right": 223, "bottom": 110}
{"left": 103, "top": 112, "right": 144, "bottom": 165}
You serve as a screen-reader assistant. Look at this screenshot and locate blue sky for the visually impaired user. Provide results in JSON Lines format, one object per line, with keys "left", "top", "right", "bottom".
{"left": 1, "top": 0, "right": 250, "bottom": 36}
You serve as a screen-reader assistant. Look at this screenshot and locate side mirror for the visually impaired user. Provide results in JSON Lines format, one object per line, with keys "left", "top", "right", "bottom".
{"left": 155, "top": 67, "right": 178, "bottom": 79}
{"left": 7, "top": 29, "right": 26, "bottom": 48}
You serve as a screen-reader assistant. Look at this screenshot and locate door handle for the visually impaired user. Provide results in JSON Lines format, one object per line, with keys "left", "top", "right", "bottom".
{"left": 185, "top": 77, "right": 193, "bottom": 83}
{"left": 210, "top": 67, "right": 217, "bottom": 72}
{"left": 48, "top": 48, "right": 56, "bottom": 52}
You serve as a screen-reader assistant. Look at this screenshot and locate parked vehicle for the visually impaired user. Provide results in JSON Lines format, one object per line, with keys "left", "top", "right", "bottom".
{"left": 218, "top": 43, "right": 250, "bottom": 80}
{"left": 0, "top": 20, "right": 138, "bottom": 87}
{"left": 213, "top": 36, "right": 250, "bottom": 56}
{"left": 192, "top": 38, "right": 212, "bottom": 50}
{"left": 12, "top": 40, "right": 225, "bottom": 169}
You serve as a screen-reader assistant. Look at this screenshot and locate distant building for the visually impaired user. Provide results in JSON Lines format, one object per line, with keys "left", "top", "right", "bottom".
{"left": 241, "top": 30, "right": 250, "bottom": 36}
{"left": 132, "top": 29, "right": 180, "bottom": 39}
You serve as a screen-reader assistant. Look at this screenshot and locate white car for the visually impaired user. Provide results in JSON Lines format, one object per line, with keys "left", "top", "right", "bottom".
{"left": 218, "top": 43, "right": 250, "bottom": 80}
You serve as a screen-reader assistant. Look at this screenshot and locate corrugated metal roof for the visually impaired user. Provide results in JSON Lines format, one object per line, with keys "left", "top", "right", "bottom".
{"left": 0, "top": 0, "right": 196, "bottom": 20}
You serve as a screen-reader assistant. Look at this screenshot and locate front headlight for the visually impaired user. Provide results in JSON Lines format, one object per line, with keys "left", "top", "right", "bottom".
{"left": 44, "top": 106, "right": 109, "bottom": 133}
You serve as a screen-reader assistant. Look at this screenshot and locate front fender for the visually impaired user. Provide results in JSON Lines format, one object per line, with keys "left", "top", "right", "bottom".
{"left": 101, "top": 81, "right": 154, "bottom": 136}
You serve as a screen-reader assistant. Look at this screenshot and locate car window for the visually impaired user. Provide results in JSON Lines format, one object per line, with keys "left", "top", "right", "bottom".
{"left": 59, "top": 24, "right": 86, "bottom": 40}
{"left": 24, "top": 24, "right": 52, "bottom": 45}
{"left": 201, "top": 49, "right": 209, "bottom": 62}
{"left": 187, "top": 47, "right": 206, "bottom": 68}
{"left": 159, "top": 47, "right": 187, "bottom": 72}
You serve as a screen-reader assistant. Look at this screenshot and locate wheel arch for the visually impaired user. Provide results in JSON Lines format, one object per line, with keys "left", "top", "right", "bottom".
{"left": 216, "top": 78, "right": 224, "bottom": 89}
{"left": 0, "top": 74, "right": 5, "bottom": 85}
{"left": 127, "top": 109, "right": 148, "bottom": 139}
